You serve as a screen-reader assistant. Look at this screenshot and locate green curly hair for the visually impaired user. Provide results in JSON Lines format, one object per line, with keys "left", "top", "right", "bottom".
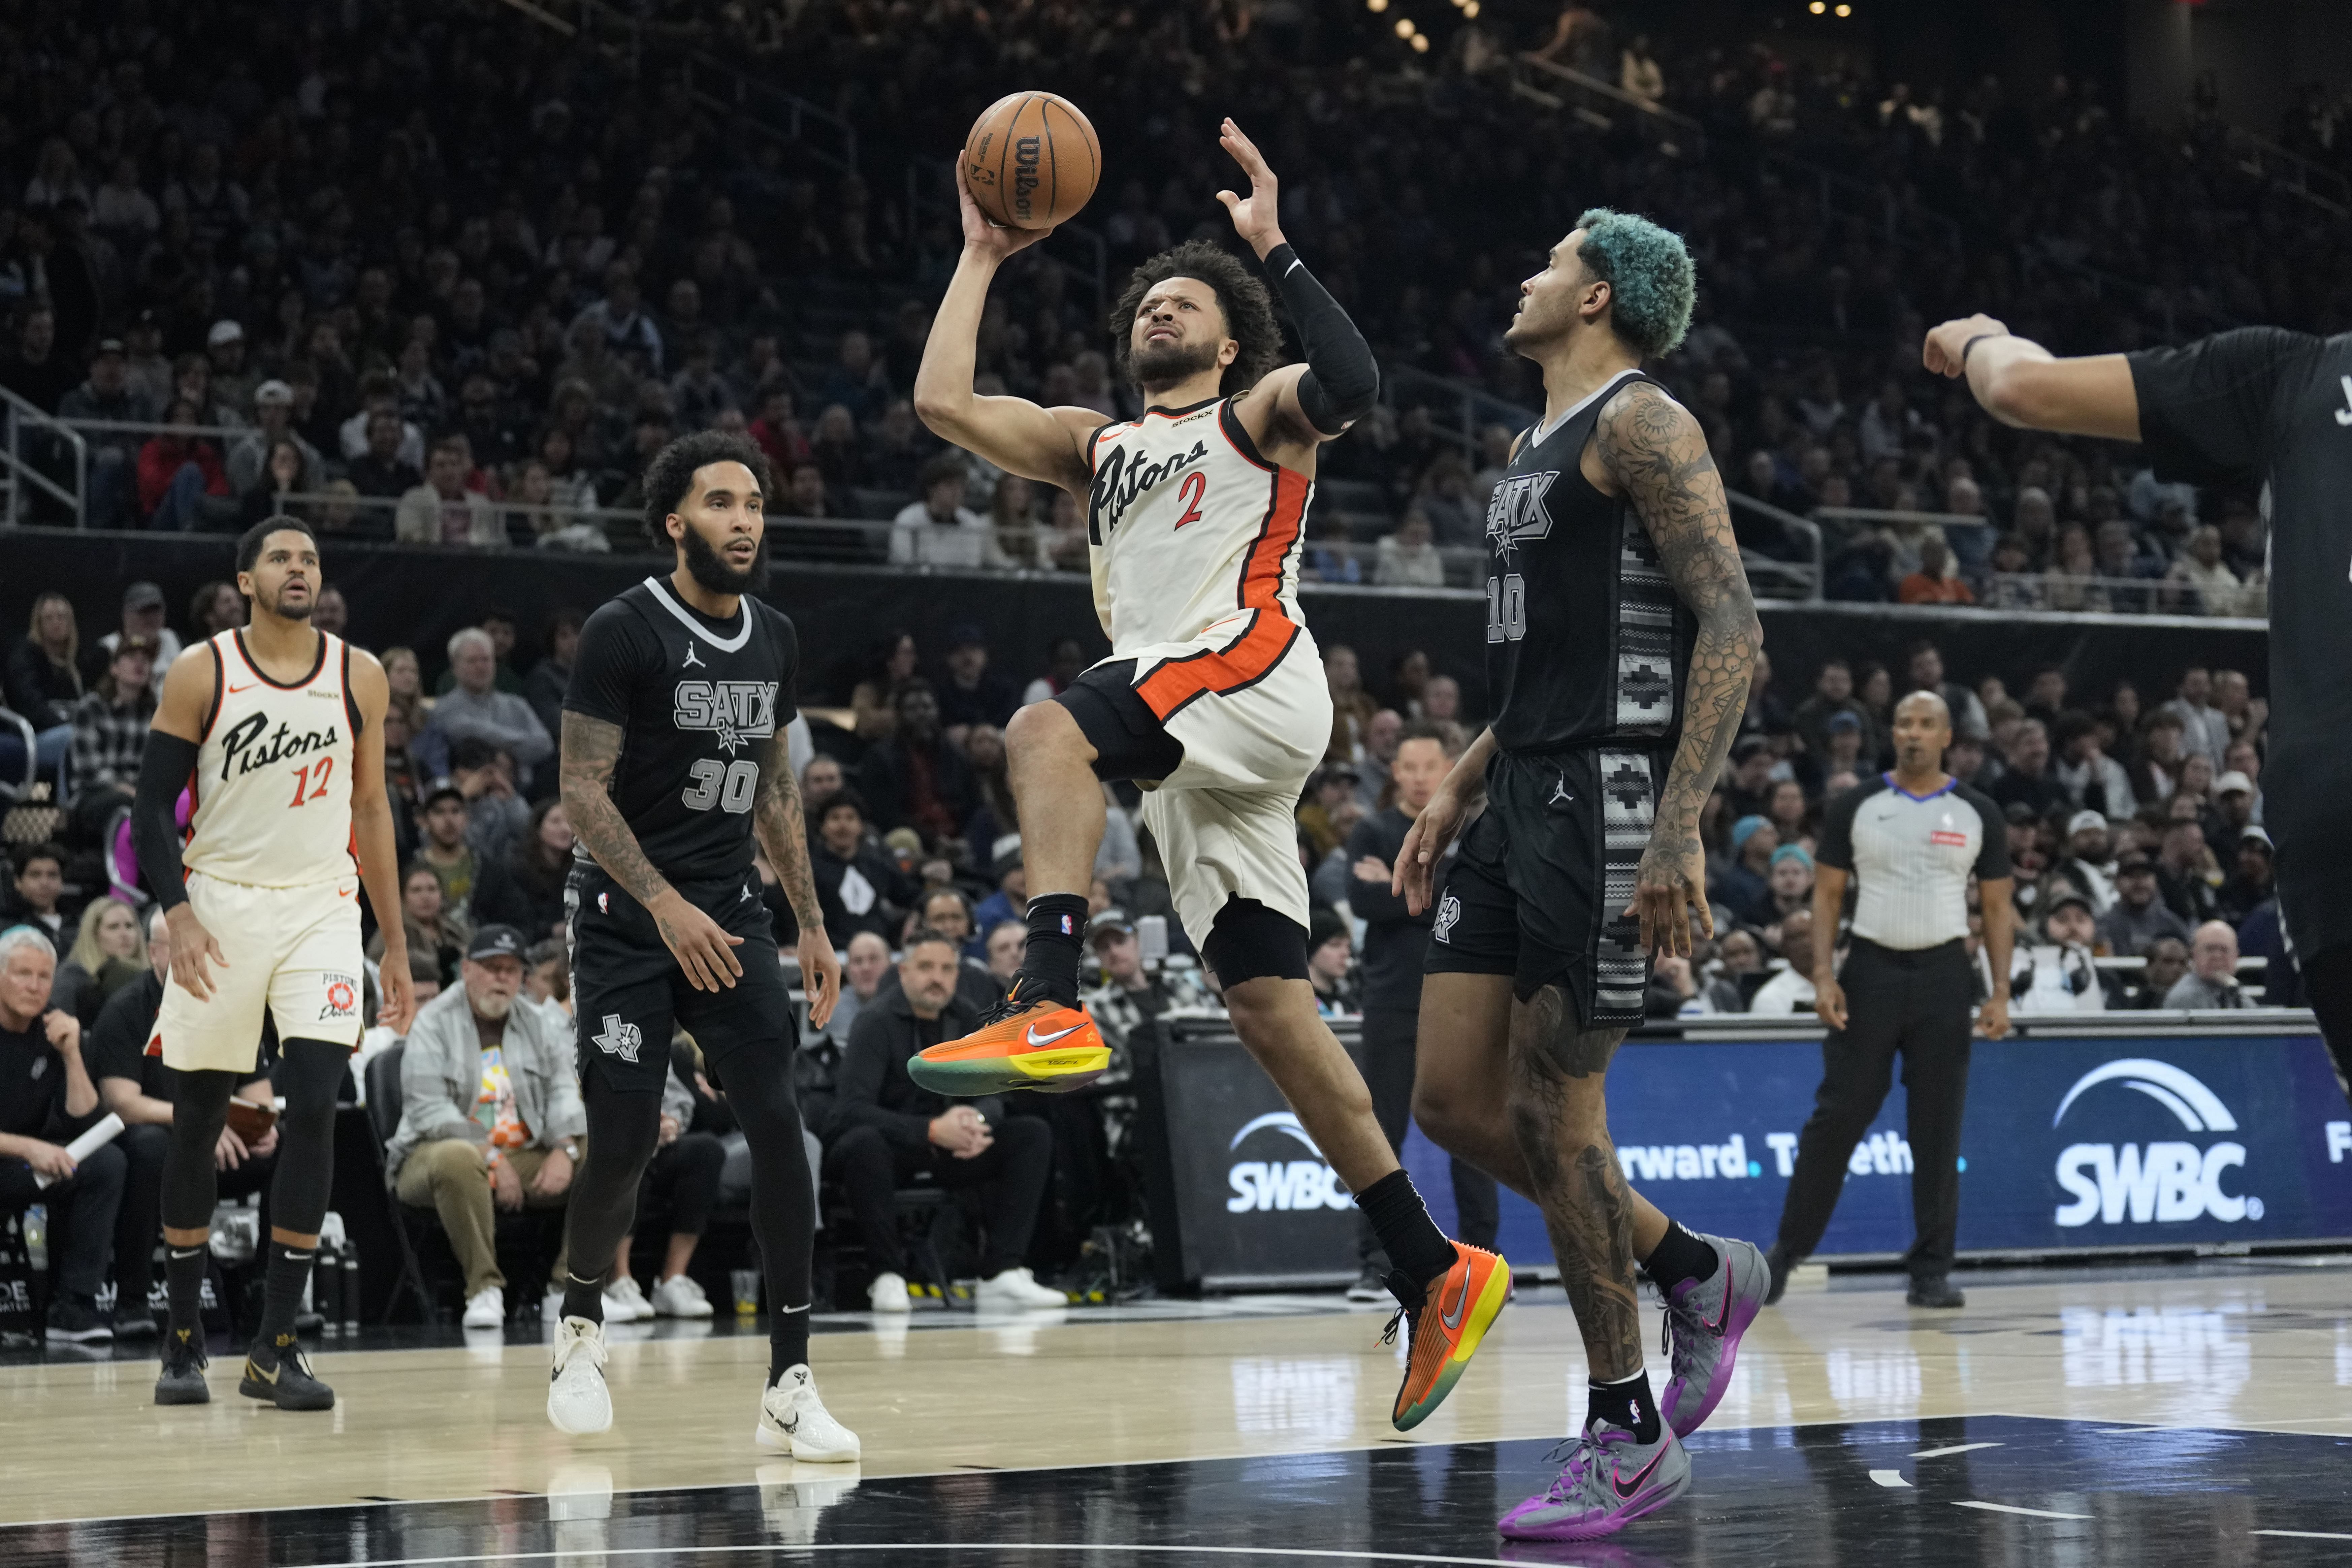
{"left": 1573, "top": 208, "right": 1696, "bottom": 360}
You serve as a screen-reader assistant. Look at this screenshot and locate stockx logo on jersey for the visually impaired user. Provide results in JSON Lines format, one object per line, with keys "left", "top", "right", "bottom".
{"left": 1485, "top": 471, "right": 1558, "bottom": 562}
{"left": 1088, "top": 436, "right": 1209, "bottom": 543}
{"left": 672, "top": 681, "right": 778, "bottom": 755}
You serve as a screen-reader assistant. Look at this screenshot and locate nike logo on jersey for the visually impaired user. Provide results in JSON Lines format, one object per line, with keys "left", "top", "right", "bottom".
{"left": 672, "top": 680, "right": 778, "bottom": 755}
{"left": 1087, "top": 437, "right": 1210, "bottom": 543}
{"left": 682, "top": 643, "right": 705, "bottom": 668}
{"left": 2336, "top": 374, "right": 2352, "bottom": 426}
{"left": 1486, "top": 470, "right": 1559, "bottom": 561}
{"left": 1025, "top": 1023, "right": 1085, "bottom": 1048}
{"left": 227, "top": 681, "right": 258, "bottom": 694}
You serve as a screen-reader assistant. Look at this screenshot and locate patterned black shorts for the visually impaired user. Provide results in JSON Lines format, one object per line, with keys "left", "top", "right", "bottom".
{"left": 1422, "top": 747, "right": 1665, "bottom": 1029}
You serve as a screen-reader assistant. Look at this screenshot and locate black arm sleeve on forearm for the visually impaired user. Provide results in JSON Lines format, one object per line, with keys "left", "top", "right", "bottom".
{"left": 1263, "top": 242, "right": 1379, "bottom": 436}
{"left": 131, "top": 730, "right": 200, "bottom": 911}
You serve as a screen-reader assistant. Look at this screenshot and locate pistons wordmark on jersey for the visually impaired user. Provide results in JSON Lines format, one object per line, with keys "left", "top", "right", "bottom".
{"left": 1084, "top": 397, "right": 1312, "bottom": 717}
{"left": 1483, "top": 369, "right": 1694, "bottom": 755}
{"left": 187, "top": 629, "right": 361, "bottom": 886}
{"left": 563, "top": 576, "right": 801, "bottom": 883}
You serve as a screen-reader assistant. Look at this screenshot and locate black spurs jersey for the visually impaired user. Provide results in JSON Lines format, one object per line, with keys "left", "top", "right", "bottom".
{"left": 1484, "top": 368, "right": 1696, "bottom": 754}
{"left": 563, "top": 575, "right": 800, "bottom": 884}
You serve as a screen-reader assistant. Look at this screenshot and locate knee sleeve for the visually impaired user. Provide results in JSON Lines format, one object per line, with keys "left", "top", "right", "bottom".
{"left": 267, "top": 1039, "right": 347, "bottom": 1236}
{"left": 1201, "top": 896, "right": 1311, "bottom": 988}
{"left": 161, "top": 1070, "right": 237, "bottom": 1231}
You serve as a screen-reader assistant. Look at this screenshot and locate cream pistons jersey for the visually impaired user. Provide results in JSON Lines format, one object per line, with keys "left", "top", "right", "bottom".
{"left": 1084, "top": 396, "right": 1311, "bottom": 667}
{"left": 185, "top": 629, "right": 360, "bottom": 886}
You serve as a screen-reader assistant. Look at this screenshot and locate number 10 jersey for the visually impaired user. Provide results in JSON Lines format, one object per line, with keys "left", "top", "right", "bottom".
{"left": 563, "top": 575, "right": 800, "bottom": 884}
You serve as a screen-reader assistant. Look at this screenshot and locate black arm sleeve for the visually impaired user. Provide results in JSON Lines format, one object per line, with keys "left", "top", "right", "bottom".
{"left": 131, "top": 730, "right": 200, "bottom": 911}
{"left": 1263, "top": 242, "right": 1379, "bottom": 436}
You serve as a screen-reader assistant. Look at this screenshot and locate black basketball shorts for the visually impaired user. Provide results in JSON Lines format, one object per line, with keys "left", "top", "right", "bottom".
{"left": 1423, "top": 747, "right": 1666, "bottom": 1029}
{"left": 566, "top": 862, "right": 798, "bottom": 1095}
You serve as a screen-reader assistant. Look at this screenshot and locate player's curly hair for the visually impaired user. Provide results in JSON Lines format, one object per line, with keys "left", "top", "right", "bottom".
{"left": 1573, "top": 208, "right": 1696, "bottom": 360}
{"left": 1109, "top": 239, "right": 1282, "bottom": 396}
{"left": 641, "top": 429, "right": 774, "bottom": 541}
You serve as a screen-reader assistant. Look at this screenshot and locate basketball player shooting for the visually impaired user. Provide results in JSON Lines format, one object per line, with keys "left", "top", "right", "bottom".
{"left": 546, "top": 431, "right": 857, "bottom": 1461}
{"left": 909, "top": 118, "right": 1510, "bottom": 1429}
{"left": 1391, "top": 215, "right": 1768, "bottom": 1539}
{"left": 133, "top": 517, "right": 415, "bottom": 1411}
{"left": 1920, "top": 314, "right": 2352, "bottom": 1101}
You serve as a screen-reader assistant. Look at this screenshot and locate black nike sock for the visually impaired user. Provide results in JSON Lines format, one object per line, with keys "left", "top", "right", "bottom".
{"left": 1642, "top": 1220, "right": 1720, "bottom": 1294}
{"left": 1355, "top": 1169, "right": 1457, "bottom": 1306}
{"left": 257, "top": 1243, "right": 315, "bottom": 1344}
{"left": 165, "top": 1244, "right": 208, "bottom": 1343}
{"left": 1017, "top": 893, "right": 1092, "bottom": 1007}
{"left": 1588, "top": 1369, "right": 1662, "bottom": 1444}
{"left": 769, "top": 1305, "right": 812, "bottom": 1386}
{"left": 561, "top": 1270, "right": 607, "bottom": 1325}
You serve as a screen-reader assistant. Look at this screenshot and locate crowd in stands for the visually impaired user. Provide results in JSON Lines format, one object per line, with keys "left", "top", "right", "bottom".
{"left": 0, "top": 1, "right": 2299, "bottom": 616}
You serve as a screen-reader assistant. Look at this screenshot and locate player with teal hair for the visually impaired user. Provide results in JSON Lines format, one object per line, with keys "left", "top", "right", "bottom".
{"left": 1392, "top": 204, "right": 1765, "bottom": 1541}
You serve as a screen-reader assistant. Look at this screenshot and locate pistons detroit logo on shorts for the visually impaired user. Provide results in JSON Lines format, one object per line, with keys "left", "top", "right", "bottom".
{"left": 321, "top": 974, "right": 359, "bottom": 1019}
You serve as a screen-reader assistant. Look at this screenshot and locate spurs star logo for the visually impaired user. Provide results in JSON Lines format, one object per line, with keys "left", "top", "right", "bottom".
{"left": 1485, "top": 470, "right": 1558, "bottom": 563}
{"left": 593, "top": 1014, "right": 643, "bottom": 1064}
{"left": 1432, "top": 892, "right": 1462, "bottom": 944}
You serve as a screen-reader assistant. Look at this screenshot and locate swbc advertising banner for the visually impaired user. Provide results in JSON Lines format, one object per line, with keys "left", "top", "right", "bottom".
{"left": 1412, "top": 1031, "right": 2352, "bottom": 1265}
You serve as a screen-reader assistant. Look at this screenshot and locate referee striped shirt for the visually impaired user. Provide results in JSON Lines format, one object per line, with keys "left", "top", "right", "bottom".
{"left": 1816, "top": 775, "right": 2010, "bottom": 950}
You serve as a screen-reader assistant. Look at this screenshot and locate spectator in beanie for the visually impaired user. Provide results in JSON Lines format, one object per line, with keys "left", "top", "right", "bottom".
{"left": 2097, "top": 854, "right": 2192, "bottom": 957}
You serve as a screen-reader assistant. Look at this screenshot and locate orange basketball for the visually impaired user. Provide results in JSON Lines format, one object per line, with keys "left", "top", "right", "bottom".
{"left": 962, "top": 91, "right": 1100, "bottom": 230}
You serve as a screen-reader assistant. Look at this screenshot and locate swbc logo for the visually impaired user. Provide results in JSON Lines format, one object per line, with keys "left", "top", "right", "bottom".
{"left": 1225, "top": 1112, "right": 1354, "bottom": 1214}
{"left": 2051, "top": 1059, "right": 2259, "bottom": 1227}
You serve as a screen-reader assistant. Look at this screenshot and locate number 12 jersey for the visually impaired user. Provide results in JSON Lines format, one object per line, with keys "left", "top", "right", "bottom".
{"left": 564, "top": 576, "right": 800, "bottom": 883}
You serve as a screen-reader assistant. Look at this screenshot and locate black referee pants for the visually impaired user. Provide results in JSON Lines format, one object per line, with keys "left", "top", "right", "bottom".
{"left": 1774, "top": 939, "right": 1973, "bottom": 1280}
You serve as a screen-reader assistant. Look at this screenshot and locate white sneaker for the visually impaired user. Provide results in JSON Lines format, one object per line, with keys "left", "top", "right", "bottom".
{"left": 543, "top": 1287, "right": 566, "bottom": 1323}
{"left": 547, "top": 1317, "right": 613, "bottom": 1435}
{"left": 649, "top": 1275, "right": 713, "bottom": 1319}
{"left": 603, "top": 1276, "right": 652, "bottom": 1323}
{"left": 462, "top": 1285, "right": 506, "bottom": 1330}
{"left": 975, "top": 1267, "right": 1066, "bottom": 1310}
{"left": 756, "top": 1364, "right": 860, "bottom": 1461}
{"left": 867, "top": 1271, "right": 912, "bottom": 1314}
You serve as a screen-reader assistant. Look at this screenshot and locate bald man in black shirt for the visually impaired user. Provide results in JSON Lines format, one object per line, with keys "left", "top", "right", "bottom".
{"left": 1924, "top": 314, "right": 2352, "bottom": 1099}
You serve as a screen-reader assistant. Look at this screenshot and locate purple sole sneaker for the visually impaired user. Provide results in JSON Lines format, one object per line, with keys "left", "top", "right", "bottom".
{"left": 1497, "top": 1421, "right": 1693, "bottom": 1541}
{"left": 1659, "top": 1233, "right": 1770, "bottom": 1439}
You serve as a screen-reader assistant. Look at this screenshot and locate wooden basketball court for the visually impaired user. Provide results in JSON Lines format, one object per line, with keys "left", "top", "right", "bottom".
{"left": 4, "top": 1257, "right": 2350, "bottom": 1564}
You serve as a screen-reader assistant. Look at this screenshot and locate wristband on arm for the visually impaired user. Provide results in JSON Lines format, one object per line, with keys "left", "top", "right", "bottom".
{"left": 1262, "top": 242, "right": 1380, "bottom": 435}
{"left": 130, "top": 730, "right": 201, "bottom": 913}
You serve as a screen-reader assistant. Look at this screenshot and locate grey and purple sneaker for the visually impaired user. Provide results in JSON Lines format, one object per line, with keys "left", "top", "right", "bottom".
{"left": 1657, "top": 1232, "right": 1769, "bottom": 1438}
{"left": 1497, "top": 1417, "right": 1691, "bottom": 1541}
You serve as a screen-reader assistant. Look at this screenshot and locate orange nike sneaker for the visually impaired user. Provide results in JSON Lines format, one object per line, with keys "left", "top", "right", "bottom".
{"left": 906, "top": 995, "right": 1110, "bottom": 1096}
{"left": 1386, "top": 1241, "right": 1512, "bottom": 1431}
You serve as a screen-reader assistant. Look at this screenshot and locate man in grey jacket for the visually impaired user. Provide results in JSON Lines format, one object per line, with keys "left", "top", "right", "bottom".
{"left": 416, "top": 628, "right": 554, "bottom": 789}
{"left": 386, "top": 926, "right": 586, "bottom": 1328}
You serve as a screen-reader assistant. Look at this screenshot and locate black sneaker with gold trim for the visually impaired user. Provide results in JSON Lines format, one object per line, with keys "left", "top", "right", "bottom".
{"left": 239, "top": 1331, "right": 335, "bottom": 1410}
{"left": 155, "top": 1326, "right": 210, "bottom": 1405}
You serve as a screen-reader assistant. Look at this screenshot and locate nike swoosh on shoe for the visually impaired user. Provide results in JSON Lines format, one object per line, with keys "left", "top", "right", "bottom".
{"left": 1024, "top": 1023, "right": 1085, "bottom": 1047}
{"left": 1611, "top": 1447, "right": 1668, "bottom": 1500}
{"left": 1438, "top": 1275, "right": 1468, "bottom": 1332}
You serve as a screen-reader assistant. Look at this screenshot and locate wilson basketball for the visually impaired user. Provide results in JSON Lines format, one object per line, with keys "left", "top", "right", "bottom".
{"left": 962, "top": 91, "right": 1100, "bottom": 230}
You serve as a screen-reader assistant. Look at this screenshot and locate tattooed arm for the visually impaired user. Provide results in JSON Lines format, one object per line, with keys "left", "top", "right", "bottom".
{"left": 752, "top": 731, "right": 843, "bottom": 1029}
{"left": 561, "top": 711, "right": 746, "bottom": 993}
{"left": 1594, "top": 380, "right": 1761, "bottom": 958}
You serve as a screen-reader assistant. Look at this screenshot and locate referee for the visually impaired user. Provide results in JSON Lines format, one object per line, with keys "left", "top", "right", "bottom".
{"left": 1763, "top": 691, "right": 2015, "bottom": 1310}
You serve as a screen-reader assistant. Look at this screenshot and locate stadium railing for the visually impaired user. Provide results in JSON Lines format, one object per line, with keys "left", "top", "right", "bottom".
{"left": 0, "top": 387, "right": 88, "bottom": 527}
{"left": 1506, "top": 54, "right": 1706, "bottom": 157}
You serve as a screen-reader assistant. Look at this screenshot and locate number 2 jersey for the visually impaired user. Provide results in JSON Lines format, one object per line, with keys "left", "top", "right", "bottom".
{"left": 1084, "top": 395, "right": 1314, "bottom": 694}
{"left": 185, "top": 628, "right": 360, "bottom": 886}
{"left": 564, "top": 575, "right": 800, "bottom": 884}
{"left": 1483, "top": 368, "right": 1696, "bottom": 755}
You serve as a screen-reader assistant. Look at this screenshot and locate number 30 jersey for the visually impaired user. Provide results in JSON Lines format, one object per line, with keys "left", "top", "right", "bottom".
{"left": 1084, "top": 396, "right": 1311, "bottom": 660}
{"left": 185, "top": 629, "right": 360, "bottom": 887}
{"left": 564, "top": 576, "right": 799, "bottom": 883}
